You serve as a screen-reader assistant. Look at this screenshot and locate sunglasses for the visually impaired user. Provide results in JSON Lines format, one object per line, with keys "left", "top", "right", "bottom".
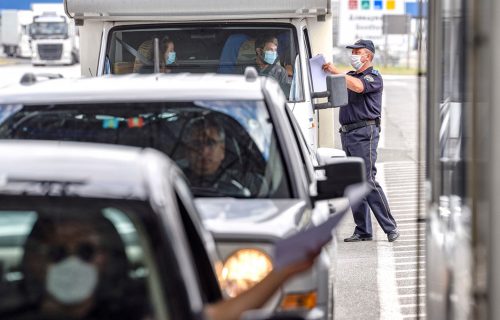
{"left": 47, "top": 242, "right": 98, "bottom": 263}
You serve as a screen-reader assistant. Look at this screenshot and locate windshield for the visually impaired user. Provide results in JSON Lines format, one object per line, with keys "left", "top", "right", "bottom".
{"left": 0, "top": 200, "right": 170, "bottom": 319}
{"left": 0, "top": 102, "right": 291, "bottom": 199}
{"left": 106, "top": 24, "right": 303, "bottom": 101}
{"left": 31, "top": 22, "right": 68, "bottom": 38}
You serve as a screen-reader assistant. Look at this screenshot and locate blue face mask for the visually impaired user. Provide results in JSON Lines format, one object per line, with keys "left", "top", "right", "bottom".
{"left": 166, "top": 51, "right": 176, "bottom": 65}
{"left": 263, "top": 50, "right": 278, "bottom": 65}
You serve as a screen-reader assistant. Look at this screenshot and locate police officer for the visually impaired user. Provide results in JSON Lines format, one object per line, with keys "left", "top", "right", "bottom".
{"left": 322, "top": 39, "right": 399, "bottom": 242}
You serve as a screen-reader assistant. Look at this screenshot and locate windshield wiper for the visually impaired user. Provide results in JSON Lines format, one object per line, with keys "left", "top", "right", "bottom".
{"left": 190, "top": 187, "right": 247, "bottom": 198}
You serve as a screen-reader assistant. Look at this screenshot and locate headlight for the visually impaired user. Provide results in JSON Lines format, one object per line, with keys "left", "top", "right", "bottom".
{"left": 218, "top": 248, "right": 273, "bottom": 298}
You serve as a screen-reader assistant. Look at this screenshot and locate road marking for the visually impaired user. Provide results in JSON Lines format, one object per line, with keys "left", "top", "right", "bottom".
{"left": 377, "top": 166, "right": 403, "bottom": 320}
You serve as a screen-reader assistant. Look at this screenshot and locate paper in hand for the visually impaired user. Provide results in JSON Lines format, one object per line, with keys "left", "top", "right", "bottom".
{"left": 273, "top": 183, "right": 372, "bottom": 270}
{"left": 309, "top": 54, "right": 328, "bottom": 93}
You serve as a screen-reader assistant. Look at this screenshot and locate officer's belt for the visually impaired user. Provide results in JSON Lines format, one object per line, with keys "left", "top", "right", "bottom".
{"left": 339, "top": 119, "right": 380, "bottom": 133}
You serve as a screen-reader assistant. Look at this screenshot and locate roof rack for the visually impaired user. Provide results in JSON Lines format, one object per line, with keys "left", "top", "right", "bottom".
{"left": 20, "top": 73, "right": 64, "bottom": 85}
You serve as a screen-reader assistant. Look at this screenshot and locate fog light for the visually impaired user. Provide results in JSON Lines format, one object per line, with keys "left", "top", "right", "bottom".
{"left": 219, "top": 248, "right": 273, "bottom": 298}
{"left": 280, "top": 291, "right": 317, "bottom": 310}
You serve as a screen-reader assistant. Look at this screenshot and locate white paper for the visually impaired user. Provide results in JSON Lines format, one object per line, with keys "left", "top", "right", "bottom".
{"left": 309, "top": 54, "right": 328, "bottom": 93}
{"left": 273, "top": 183, "right": 372, "bottom": 270}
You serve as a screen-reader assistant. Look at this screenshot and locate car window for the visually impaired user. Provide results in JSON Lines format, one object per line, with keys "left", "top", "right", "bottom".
{"left": 106, "top": 24, "right": 302, "bottom": 101}
{"left": 0, "top": 204, "right": 168, "bottom": 320}
{"left": 0, "top": 102, "right": 291, "bottom": 199}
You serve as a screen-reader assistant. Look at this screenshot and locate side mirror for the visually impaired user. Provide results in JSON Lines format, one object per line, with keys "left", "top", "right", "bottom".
{"left": 312, "top": 74, "right": 348, "bottom": 110}
{"left": 316, "top": 147, "right": 346, "bottom": 165}
{"left": 313, "top": 157, "right": 366, "bottom": 201}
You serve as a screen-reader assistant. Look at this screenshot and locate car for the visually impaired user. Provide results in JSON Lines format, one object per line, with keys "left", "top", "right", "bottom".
{"left": 0, "top": 72, "right": 361, "bottom": 319}
{"left": 0, "top": 140, "right": 224, "bottom": 320}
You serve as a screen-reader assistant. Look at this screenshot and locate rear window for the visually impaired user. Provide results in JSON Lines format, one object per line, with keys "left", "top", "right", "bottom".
{"left": 105, "top": 24, "right": 303, "bottom": 101}
{"left": 0, "top": 203, "right": 168, "bottom": 319}
{"left": 0, "top": 102, "right": 291, "bottom": 199}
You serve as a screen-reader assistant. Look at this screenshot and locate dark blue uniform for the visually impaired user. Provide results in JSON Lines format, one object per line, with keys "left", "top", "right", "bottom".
{"left": 340, "top": 67, "right": 398, "bottom": 237}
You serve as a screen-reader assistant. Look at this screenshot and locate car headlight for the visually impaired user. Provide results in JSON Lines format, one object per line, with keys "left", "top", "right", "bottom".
{"left": 218, "top": 248, "right": 273, "bottom": 298}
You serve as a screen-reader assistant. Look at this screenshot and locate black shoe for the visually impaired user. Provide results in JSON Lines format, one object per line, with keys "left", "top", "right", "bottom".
{"left": 344, "top": 234, "right": 373, "bottom": 242}
{"left": 387, "top": 231, "right": 400, "bottom": 242}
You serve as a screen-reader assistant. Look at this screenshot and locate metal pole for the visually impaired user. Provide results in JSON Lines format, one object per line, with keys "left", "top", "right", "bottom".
{"left": 153, "top": 37, "right": 160, "bottom": 73}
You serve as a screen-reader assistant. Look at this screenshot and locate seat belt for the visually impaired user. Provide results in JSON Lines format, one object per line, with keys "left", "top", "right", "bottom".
{"left": 115, "top": 37, "right": 151, "bottom": 65}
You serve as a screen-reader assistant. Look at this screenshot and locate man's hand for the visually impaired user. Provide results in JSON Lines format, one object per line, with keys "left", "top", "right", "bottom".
{"left": 322, "top": 62, "right": 340, "bottom": 74}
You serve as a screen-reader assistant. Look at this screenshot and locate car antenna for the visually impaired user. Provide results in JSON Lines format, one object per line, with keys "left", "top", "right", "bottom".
{"left": 88, "top": 67, "right": 93, "bottom": 77}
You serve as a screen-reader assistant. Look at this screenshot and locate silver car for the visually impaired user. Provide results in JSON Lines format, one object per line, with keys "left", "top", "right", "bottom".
{"left": 0, "top": 72, "right": 360, "bottom": 319}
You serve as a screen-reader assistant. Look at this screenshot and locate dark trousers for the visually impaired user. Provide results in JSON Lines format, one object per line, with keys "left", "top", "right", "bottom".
{"left": 340, "top": 124, "right": 397, "bottom": 236}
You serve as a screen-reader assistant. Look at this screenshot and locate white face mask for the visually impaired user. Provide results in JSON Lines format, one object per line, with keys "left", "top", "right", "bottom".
{"left": 46, "top": 256, "right": 98, "bottom": 305}
{"left": 350, "top": 55, "right": 364, "bottom": 70}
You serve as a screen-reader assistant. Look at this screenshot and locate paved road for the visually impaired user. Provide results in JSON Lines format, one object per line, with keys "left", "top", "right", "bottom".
{"left": 334, "top": 75, "right": 426, "bottom": 320}
{"left": 0, "top": 58, "right": 80, "bottom": 88}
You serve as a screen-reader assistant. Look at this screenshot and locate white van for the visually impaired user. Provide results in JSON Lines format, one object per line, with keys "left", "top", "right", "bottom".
{"left": 65, "top": 0, "right": 341, "bottom": 150}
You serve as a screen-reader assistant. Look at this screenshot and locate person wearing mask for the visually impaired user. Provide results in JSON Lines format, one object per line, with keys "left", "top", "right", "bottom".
{"left": 134, "top": 35, "right": 177, "bottom": 73}
{"left": 16, "top": 213, "right": 320, "bottom": 320}
{"left": 254, "top": 35, "right": 291, "bottom": 96}
{"left": 322, "top": 39, "right": 399, "bottom": 243}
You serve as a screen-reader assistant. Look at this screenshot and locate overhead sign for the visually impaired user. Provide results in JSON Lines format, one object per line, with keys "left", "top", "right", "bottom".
{"left": 338, "top": 0, "right": 405, "bottom": 46}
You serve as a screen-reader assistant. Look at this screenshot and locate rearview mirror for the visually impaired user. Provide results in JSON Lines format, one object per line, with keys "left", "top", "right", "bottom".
{"left": 312, "top": 74, "right": 348, "bottom": 110}
{"left": 313, "top": 157, "right": 366, "bottom": 201}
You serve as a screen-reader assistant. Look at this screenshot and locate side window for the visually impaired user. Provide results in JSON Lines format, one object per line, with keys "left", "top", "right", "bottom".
{"left": 303, "top": 28, "right": 315, "bottom": 98}
{"left": 0, "top": 207, "right": 168, "bottom": 320}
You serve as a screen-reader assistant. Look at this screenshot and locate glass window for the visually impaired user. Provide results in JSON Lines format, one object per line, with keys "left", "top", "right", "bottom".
{"left": 106, "top": 24, "right": 302, "bottom": 101}
{"left": 0, "top": 102, "right": 291, "bottom": 199}
{"left": 0, "top": 204, "right": 166, "bottom": 320}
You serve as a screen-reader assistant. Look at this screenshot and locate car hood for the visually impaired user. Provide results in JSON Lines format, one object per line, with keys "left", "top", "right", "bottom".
{"left": 194, "top": 198, "right": 308, "bottom": 240}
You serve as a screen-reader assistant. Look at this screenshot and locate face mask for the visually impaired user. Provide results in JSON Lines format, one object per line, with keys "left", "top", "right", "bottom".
{"left": 166, "top": 51, "right": 176, "bottom": 65}
{"left": 350, "top": 54, "right": 364, "bottom": 70}
{"left": 46, "top": 256, "right": 98, "bottom": 305}
{"left": 263, "top": 50, "right": 278, "bottom": 65}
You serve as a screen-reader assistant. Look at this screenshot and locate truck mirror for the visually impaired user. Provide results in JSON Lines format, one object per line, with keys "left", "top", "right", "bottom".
{"left": 312, "top": 157, "right": 366, "bottom": 201}
{"left": 312, "top": 74, "right": 348, "bottom": 110}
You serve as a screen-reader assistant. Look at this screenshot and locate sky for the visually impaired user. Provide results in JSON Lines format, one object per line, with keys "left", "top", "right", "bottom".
{"left": 0, "top": 0, "right": 63, "bottom": 10}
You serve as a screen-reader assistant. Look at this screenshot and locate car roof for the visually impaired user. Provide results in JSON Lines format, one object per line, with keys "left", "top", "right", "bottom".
{"left": 0, "top": 73, "right": 265, "bottom": 105}
{"left": 0, "top": 140, "right": 173, "bottom": 200}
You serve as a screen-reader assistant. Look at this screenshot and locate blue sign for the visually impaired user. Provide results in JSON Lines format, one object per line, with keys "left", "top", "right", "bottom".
{"left": 374, "top": 0, "right": 383, "bottom": 10}
{"left": 405, "top": 1, "right": 428, "bottom": 18}
{"left": 0, "top": 0, "right": 63, "bottom": 10}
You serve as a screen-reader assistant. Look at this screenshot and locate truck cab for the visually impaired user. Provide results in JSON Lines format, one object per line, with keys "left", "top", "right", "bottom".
{"left": 30, "top": 11, "right": 79, "bottom": 66}
{"left": 65, "top": 0, "right": 340, "bottom": 151}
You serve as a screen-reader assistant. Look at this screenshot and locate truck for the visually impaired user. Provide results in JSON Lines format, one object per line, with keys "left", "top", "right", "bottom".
{"left": 64, "top": 0, "right": 342, "bottom": 152}
{"left": 30, "top": 6, "right": 79, "bottom": 66}
{"left": 0, "top": 10, "right": 33, "bottom": 58}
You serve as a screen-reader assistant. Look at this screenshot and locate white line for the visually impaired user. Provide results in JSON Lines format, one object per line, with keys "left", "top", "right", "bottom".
{"left": 395, "top": 261, "right": 426, "bottom": 266}
{"left": 398, "top": 285, "right": 426, "bottom": 290}
{"left": 377, "top": 166, "right": 403, "bottom": 320}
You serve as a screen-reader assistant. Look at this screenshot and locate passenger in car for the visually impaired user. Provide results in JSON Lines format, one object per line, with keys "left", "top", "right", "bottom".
{"left": 183, "top": 116, "right": 267, "bottom": 197}
{"left": 16, "top": 214, "right": 148, "bottom": 320}
{"left": 254, "top": 35, "right": 291, "bottom": 96}
{"left": 15, "top": 211, "right": 320, "bottom": 320}
{"left": 134, "top": 35, "right": 177, "bottom": 74}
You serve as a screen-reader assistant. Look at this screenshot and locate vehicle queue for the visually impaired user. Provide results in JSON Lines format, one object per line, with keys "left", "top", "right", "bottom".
{"left": 0, "top": 66, "right": 361, "bottom": 320}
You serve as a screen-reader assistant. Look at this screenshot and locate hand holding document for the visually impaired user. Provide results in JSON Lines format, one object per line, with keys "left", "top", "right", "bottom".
{"left": 273, "top": 183, "right": 372, "bottom": 271}
{"left": 309, "top": 54, "right": 328, "bottom": 93}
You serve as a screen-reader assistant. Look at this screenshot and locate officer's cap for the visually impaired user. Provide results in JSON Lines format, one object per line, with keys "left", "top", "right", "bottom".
{"left": 346, "top": 39, "right": 375, "bottom": 54}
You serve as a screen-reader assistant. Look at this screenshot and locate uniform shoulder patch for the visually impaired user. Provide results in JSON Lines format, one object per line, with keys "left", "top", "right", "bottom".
{"left": 364, "top": 74, "right": 375, "bottom": 82}
{"left": 371, "top": 69, "right": 380, "bottom": 76}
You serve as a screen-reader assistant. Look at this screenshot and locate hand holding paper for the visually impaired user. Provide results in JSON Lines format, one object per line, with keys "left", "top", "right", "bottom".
{"left": 273, "top": 182, "right": 372, "bottom": 271}
{"left": 309, "top": 54, "right": 329, "bottom": 93}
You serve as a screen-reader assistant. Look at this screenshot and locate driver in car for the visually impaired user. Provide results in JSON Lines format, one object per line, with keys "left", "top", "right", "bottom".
{"left": 183, "top": 116, "right": 265, "bottom": 197}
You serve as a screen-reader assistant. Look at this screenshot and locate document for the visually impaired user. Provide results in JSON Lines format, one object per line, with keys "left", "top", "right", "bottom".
{"left": 309, "top": 54, "right": 328, "bottom": 93}
{"left": 273, "top": 183, "right": 372, "bottom": 270}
